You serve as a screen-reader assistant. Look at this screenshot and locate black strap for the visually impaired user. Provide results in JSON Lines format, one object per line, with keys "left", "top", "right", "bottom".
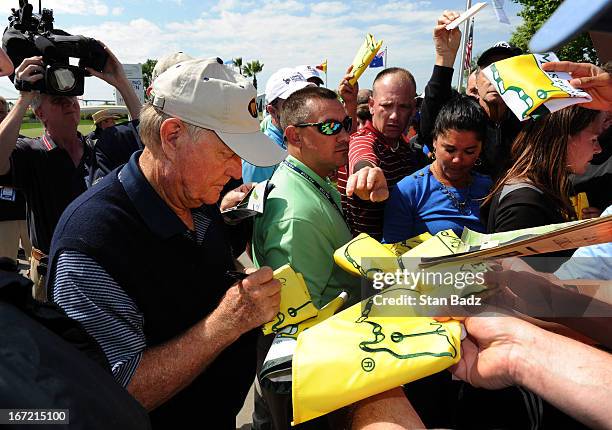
{"left": 282, "top": 160, "right": 344, "bottom": 220}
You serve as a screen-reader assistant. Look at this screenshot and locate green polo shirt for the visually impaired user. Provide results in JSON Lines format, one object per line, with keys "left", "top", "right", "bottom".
{"left": 253, "top": 155, "right": 359, "bottom": 308}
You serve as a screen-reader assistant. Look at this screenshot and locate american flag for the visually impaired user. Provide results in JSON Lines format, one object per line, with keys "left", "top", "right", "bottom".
{"left": 464, "top": 18, "right": 474, "bottom": 71}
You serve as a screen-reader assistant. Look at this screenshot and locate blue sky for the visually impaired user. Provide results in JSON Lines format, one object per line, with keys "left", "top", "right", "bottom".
{"left": 0, "top": 0, "right": 524, "bottom": 102}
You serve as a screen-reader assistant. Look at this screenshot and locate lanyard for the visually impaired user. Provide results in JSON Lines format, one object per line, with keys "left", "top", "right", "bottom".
{"left": 282, "top": 160, "right": 345, "bottom": 220}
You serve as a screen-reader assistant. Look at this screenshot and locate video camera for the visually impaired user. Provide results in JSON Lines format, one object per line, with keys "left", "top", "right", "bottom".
{"left": 2, "top": 0, "right": 108, "bottom": 96}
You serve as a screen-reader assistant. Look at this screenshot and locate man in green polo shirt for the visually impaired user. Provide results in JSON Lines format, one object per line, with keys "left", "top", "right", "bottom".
{"left": 253, "top": 86, "right": 362, "bottom": 308}
{"left": 252, "top": 85, "right": 390, "bottom": 430}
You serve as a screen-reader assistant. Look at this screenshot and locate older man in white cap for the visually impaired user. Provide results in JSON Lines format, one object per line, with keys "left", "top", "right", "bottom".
{"left": 242, "top": 67, "right": 312, "bottom": 183}
{"left": 47, "top": 57, "right": 284, "bottom": 428}
{"left": 92, "top": 51, "right": 196, "bottom": 185}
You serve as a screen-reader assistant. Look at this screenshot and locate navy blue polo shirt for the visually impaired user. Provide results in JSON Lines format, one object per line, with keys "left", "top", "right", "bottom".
{"left": 48, "top": 151, "right": 257, "bottom": 428}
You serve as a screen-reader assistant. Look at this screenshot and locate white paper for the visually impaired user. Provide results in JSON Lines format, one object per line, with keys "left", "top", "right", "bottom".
{"left": 446, "top": 2, "right": 487, "bottom": 30}
{"left": 491, "top": 0, "right": 511, "bottom": 25}
{"left": 246, "top": 180, "right": 269, "bottom": 213}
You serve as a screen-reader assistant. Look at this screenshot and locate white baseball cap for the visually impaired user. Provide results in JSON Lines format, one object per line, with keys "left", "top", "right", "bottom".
{"left": 152, "top": 51, "right": 194, "bottom": 81}
{"left": 295, "top": 65, "right": 324, "bottom": 86}
{"left": 151, "top": 57, "right": 287, "bottom": 167}
{"left": 265, "top": 68, "right": 312, "bottom": 104}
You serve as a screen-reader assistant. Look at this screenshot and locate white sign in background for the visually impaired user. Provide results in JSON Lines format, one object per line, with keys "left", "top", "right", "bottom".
{"left": 114, "top": 63, "right": 144, "bottom": 106}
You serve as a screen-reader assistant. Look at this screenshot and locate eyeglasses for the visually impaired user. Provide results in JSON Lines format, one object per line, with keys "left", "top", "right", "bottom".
{"left": 295, "top": 116, "right": 352, "bottom": 136}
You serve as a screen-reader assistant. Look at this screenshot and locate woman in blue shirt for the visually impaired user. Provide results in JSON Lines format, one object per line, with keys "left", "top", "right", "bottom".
{"left": 383, "top": 95, "right": 492, "bottom": 243}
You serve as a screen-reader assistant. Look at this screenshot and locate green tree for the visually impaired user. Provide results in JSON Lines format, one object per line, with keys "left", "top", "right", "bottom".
{"left": 233, "top": 57, "right": 243, "bottom": 75}
{"left": 510, "top": 0, "right": 598, "bottom": 64}
{"left": 244, "top": 60, "right": 264, "bottom": 89}
{"left": 141, "top": 59, "right": 157, "bottom": 101}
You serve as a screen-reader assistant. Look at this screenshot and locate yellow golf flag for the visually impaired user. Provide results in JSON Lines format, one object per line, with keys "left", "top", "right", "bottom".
{"left": 349, "top": 33, "right": 383, "bottom": 85}
{"left": 333, "top": 233, "right": 400, "bottom": 278}
{"left": 291, "top": 292, "right": 461, "bottom": 425}
{"left": 292, "top": 230, "right": 474, "bottom": 425}
{"left": 482, "top": 52, "right": 591, "bottom": 120}
{"left": 383, "top": 232, "right": 432, "bottom": 256}
{"left": 262, "top": 265, "right": 318, "bottom": 335}
{"left": 570, "top": 192, "right": 590, "bottom": 220}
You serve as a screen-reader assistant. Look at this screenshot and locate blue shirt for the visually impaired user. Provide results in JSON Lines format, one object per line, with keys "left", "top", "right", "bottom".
{"left": 383, "top": 165, "right": 492, "bottom": 243}
{"left": 555, "top": 205, "right": 612, "bottom": 280}
{"left": 242, "top": 122, "right": 285, "bottom": 183}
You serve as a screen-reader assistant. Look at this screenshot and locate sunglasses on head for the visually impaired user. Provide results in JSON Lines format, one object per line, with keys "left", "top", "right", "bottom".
{"left": 295, "top": 116, "right": 352, "bottom": 136}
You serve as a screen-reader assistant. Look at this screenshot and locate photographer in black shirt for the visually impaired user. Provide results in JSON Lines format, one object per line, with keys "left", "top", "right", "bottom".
{"left": 0, "top": 45, "right": 140, "bottom": 301}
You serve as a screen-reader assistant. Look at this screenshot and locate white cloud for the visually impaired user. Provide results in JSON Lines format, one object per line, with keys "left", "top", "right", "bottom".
{"left": 261, "top": 0, "right": 306, "bottom": 13}
{"left": 111, "top": 6, "right": 124, "bottom": 16}
{"left": 0, "top": 1, "right": 522, "bottom": 101}
{"left": 310, "top": 1, "right": 349, "bottom": 15}
{"left": 213, "top": 0, "right": 239, "bottom": 12}
{"left": 68, "top": 18, "right": 179, "bottom": 62}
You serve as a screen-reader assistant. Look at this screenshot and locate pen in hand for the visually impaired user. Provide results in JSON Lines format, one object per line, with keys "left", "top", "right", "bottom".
{"left": 225, "top": 270, "right": 249, "bottom": 282}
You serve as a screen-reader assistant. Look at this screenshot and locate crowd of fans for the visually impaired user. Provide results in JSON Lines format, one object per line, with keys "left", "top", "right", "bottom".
{"left": 0, "top": 5, "right": 610, "bottom": 430}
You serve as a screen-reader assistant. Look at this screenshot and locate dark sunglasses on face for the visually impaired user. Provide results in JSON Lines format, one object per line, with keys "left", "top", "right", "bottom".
{"left": 295, "top": 116, "right": 352, "bottom": 136}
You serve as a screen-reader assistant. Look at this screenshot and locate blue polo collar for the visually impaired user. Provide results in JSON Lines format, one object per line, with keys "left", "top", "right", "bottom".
{"left": 118, "top": 150, "right": 188, "bottom": 239}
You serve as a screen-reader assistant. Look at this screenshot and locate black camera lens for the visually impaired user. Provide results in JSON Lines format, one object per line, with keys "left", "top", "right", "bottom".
{"left": 47, "top": 66, "right": 77, "bottom": 92}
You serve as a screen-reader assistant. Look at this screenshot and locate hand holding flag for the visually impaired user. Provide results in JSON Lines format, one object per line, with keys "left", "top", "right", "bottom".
{"left": 348, "top": 33, "right": 383, "bottom": 85}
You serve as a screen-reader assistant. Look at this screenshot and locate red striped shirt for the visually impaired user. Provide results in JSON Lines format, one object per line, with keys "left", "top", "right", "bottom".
{"left": 337, "top": 123, "right": 425, "bottom": 240}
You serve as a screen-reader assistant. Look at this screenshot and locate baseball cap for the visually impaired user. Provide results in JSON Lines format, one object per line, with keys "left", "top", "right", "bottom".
{"left": 265, "top": 68, "right": 312, "bottom": 104}
{"left": 152, "top": 51, "right": 194, "bottom": 81}
{"left": 295, "top": 65, "right": 324, "bottom": 86}
{"left": 477, "top": 42, "right": 523, "bottom": 68}
{"left": 92, "top": 109, "right": 121, "bottom": 125}
{"left": 529, "top": 0, "right": 612, "bottom": 53}
{"left": 151, "top": 57, "right": 286, "bottom": 167}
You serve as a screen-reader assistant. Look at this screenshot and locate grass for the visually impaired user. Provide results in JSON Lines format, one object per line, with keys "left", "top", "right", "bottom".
{"left": 20, "top": 120, "right": 96, "bottom": 138}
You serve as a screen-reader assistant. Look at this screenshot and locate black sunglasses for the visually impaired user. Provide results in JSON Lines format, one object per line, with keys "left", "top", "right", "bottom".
{"left": 295, "top": 116, "right": 352, "bottom": 136}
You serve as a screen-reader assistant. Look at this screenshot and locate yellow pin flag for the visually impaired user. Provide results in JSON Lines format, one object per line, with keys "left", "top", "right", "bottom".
{"left": 262, "top": 265, "right": 318, "bottom": 335}
{"left": 292, "top": 230, "right": 470, "bottom": 425}
{"left": 570, "top": 192, "right": 590, "bottom": 220}
{"left": 383, "top": 232, "right": 433, "bottom": 256}
{"left": 333, "top": 233, "right": 401, "bottom": 279}
{"left": 348, "top": 33, "right": 383, "bottom": 85}
{"left": 291, "top": 292, "right": 461, "bottom": 425}
{"left": 482, "top": 52, "right": 592, "bottom": 120}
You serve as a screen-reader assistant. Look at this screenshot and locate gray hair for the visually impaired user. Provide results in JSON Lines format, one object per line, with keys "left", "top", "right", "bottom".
{"left": 139, "top": 103, "right": 207, "bottom": 149}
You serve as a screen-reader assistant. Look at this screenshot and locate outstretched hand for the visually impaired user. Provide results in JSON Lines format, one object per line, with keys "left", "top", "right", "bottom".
{"left": 346, "top": 166, "right": 389, "bottom": 202}
{"left": 542, "top": 61, "right": 612, "bottom": 112}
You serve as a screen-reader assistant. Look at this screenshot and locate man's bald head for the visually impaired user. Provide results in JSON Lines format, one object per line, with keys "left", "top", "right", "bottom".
{"left": 372, "top": 67, "right": 416, "bottom": 97}
{"left": 369, "top": 67, "right": 417, "bottom": 140}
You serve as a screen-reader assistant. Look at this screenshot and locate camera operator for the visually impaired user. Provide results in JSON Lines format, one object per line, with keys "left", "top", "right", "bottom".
{"left": 0, "top": 43, "right": 141, "bottom": 301}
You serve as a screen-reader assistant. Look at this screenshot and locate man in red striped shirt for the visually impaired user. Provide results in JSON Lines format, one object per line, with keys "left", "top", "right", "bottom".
{"left": 338, "top": 67, "right": 428, "bottom": 240}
